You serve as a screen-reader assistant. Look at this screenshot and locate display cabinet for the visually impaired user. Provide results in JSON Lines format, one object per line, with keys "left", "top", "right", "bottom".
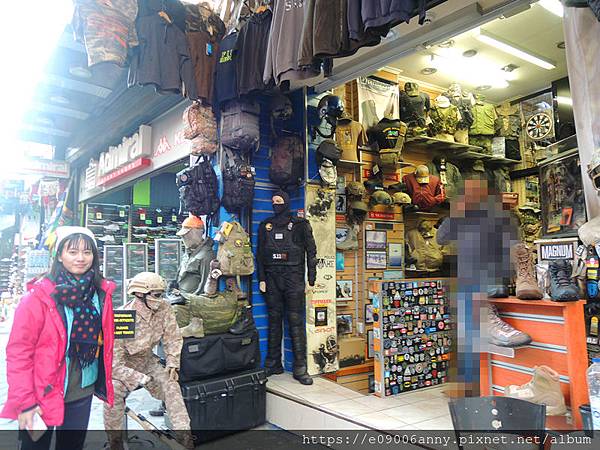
{"left": 103, "top": 245, "right": 125, "bottom": 308}
{"left": 155, "top": 239, "right": 182, "bottom": 283}
{"left": 369, "top": 279, "right": 452, "bottom": 397}
{"left": 124, "top": 243, "right": 148, "bottom": 289}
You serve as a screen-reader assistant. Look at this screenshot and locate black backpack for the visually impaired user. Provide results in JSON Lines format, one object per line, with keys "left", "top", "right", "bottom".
{"left": 222, "top": 148, "right": 255, "bottom": 213}
{"left": 176, "top": 156, "right": 220, "bottom": 223}
{"left": 269, "top": 135, "right": 305, "bottom": 189}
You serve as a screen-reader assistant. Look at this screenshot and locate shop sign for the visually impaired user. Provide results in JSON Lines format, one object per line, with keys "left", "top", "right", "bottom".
{"left": 85, "top": 159, "right": 99, "bottom": 192}
{"left": 539, "top": 243, "right": 574, "bottom": 260}
{"left": 363, "top": 168, "right": 400, "bottom": 182}
{"left": 369, "top": 211, "right": 395, "bottom": 220}
{"left": 20, "top": 159, "right": 69, "bottom": 178}
{"left": 114, "top": 310, "right": 136, "bottom": 339}
{"left": 97, "top": 125, "right": 152, "bottom": 179}
{"left": 97, "top": 157, "right": 152, "bottom": 186}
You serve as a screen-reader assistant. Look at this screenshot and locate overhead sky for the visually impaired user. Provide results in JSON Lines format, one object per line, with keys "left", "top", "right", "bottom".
{"left": 0, "top": 2, "right": 73, "bottom": 177}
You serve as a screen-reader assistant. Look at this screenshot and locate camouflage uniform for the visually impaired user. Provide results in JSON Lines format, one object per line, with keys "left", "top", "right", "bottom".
{"left": 104, "top": 298, "right": 191, "bottom": 447}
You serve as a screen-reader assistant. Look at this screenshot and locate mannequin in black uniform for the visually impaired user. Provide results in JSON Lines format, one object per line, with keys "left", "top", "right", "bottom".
{"left": 258, "top": 190, "right": 317, "bottom": 385}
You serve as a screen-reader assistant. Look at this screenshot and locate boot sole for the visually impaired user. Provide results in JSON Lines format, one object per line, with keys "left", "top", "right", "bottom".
{"left": 516, "top": 290, "right": 543, "bottom": 300}
{"left": 490, "top": 337, "right": 532, "bottom": 348}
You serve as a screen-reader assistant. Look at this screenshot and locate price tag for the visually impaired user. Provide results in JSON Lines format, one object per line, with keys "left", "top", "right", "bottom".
{"left": 96, "top": 212, "right": 102, "bottom": 219}
{"left": 172, "top": 215, "right": 178, "bottom": 222}
{"left": 145, "top": 220, "right": 152, "bottom": 225}
{"left": 157, "top": 217, "right": 163, "bottom": 224}
{"left": 140, "top": 213, "right": 146, "bottom": 221}
{"left": 119, "top": 210, "right": 125, "bottom": 218}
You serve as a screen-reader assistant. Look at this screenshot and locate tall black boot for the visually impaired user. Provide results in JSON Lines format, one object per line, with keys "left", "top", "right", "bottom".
{"left": 289, "top": 317, "right": 313, "bottom": 385}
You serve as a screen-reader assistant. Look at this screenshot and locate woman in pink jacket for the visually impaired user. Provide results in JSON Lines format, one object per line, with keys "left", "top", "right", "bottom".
{"left": 1, "top": 227, "right": 115, "bottom": 450}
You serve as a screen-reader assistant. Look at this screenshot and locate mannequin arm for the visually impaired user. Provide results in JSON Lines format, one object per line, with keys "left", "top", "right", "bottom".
{"left": 162, "top": 309, "right": 183, "bottom": 369}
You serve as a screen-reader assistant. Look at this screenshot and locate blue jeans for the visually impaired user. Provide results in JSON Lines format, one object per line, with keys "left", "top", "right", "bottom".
{"left": 18, "top": 395, "right": 93, "bottom": 450}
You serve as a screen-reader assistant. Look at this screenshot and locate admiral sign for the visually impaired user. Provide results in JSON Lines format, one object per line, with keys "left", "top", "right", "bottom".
{"left": 96, "top": 125, "right": 152, "bottom": 185}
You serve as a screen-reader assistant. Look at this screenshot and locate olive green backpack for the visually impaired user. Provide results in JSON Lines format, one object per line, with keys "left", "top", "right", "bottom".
{"left": 216, "top": 221, "right": 255, "bottom": 276}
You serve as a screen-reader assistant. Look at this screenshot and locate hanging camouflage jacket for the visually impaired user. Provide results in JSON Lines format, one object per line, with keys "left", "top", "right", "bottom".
{"left": 429, "top": 105, "right": 460, "bottom": 136}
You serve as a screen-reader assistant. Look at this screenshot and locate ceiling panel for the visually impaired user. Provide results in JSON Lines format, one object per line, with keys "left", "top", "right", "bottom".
{"left": 388, "top": 4, "right": 567, "bottom": 103}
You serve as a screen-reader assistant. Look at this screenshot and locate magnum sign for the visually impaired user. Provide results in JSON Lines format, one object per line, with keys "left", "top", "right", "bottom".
{"left": 97, "top": 125, "right": 152, "bottom": 178}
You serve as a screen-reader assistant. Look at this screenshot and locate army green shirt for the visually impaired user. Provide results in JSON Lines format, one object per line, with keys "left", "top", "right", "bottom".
{"left": 426, "top": 161, "right": 463, "bottom": 200}
{"left": 177, "top": 238, "right": 215, "bottom": 295}
{"left": 470, "top": 102, "right": 497, "bottom": 135}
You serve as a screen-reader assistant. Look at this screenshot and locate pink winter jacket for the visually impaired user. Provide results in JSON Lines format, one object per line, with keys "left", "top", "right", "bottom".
{"left": 1, "top": 277, "right": 116, "bottom": 426}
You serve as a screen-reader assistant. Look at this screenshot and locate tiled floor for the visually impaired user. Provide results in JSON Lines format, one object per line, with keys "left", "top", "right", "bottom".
{"left": 267, "top": 373, "right": 454, "bottom": 431}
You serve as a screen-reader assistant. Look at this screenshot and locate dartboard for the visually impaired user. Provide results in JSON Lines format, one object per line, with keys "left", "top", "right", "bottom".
{"left": 526, "top": 112, "right": 552, "bottom": 140}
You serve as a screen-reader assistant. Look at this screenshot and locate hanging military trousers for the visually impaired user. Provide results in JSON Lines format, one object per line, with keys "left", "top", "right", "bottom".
{"left": 264, "top": 267, "right": 308, "bottom": 374}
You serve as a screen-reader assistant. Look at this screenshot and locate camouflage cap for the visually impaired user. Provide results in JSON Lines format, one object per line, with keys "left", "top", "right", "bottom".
{"left": 370, "top": 190, "right": 393, "bottom": 206}
{"left": 346, "top": 181, "right": 365, "bottom": 197}
{"left": 393, "top": 192, "right": 412, "bottom": 205}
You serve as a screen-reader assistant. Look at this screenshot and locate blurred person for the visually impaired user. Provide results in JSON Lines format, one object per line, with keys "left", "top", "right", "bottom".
{"left": 436, "top": 176, "right": 518, "bottom": 396}
{"left": 1, "top": 227, "right": 115, "bottom": 450}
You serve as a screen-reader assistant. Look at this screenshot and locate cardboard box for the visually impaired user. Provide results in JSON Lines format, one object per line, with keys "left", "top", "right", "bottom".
{"left": 338, "top": 337, "right": 366, "bottom": 368}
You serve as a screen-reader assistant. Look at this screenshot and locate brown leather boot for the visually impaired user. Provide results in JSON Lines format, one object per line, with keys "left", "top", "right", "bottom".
{"left": 514, "top": 243, "right": 543, "bottom": 300}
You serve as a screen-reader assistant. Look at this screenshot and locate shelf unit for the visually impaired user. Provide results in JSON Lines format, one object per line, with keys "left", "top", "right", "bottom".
{"left": 481, "top": 297, "right": 588, "bottom": 428}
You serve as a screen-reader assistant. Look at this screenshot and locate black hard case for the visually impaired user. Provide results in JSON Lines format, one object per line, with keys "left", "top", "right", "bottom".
{"left": 180, "top": 368, "right": 267, "bottom": 442}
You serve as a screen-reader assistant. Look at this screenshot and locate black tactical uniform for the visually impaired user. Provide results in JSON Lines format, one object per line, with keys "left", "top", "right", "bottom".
{"left": 257, "top": 191, "right": 317, "bottom": 384}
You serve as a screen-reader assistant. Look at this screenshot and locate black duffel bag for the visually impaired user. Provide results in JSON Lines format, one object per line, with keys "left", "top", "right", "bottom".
{"left": 179, "top": 327, "right": 260, "bottom": 382}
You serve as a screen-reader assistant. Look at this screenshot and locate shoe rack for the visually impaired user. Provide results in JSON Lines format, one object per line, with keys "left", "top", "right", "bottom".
{"left": 480, "top": 297, "right": 588, "bottom": 429}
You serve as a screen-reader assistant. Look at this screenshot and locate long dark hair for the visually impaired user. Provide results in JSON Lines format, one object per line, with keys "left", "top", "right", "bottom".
{"left": 49, "top": 233, "right": 104, "bottom": 290}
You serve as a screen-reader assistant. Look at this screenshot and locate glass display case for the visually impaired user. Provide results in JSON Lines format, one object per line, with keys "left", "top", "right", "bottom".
{"left": 103, "top": 245, "right": 125, "bottom": 308}
{"left": 155, "top": 239, "right": 182, "bottom": 283}
{"left": 124, "top": 243, "right": 148, "bottom": 289}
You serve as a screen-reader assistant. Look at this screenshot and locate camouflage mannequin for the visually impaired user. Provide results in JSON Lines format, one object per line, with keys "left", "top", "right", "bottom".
{"left": 104, "top": 272, "right": 193, "bottom": 450}
{"left": 515, "top": 202, "right": 542, "bottom": 244}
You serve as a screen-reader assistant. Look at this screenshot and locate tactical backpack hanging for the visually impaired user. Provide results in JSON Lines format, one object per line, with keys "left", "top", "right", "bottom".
{"left": 176, "top": 156, "right": 220, "bottom": 223}
{"left": 222, "top": 148, "right": 255, "bottom": 213}
{"left": 269, "top": 135, "right": 305, "bottom": 188}
{"left": 220, "top": 99, "right": 261, "bottom": 151}
{"left": 216, "top": 221, "right": 255, "bottom": 276}
{"left": 182, "top": 101, "right": 218, "bottom": 155}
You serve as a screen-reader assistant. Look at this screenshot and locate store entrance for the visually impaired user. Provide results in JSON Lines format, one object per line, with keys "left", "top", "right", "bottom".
{"left": 267, "top": 1, "right": 580, "bottom": 432}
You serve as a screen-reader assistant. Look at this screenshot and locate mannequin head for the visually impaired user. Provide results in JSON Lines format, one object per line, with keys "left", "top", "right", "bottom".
{"left": 447, "top": 83, "right": 462, "bottom": 98}
{"left": 272, "top": 190, "right": 290, "bottom": 215}
{"left": 404, "top": 82, "right": 420, "bottom": 97}
{"left": 415, "top": 165, "right": 430, "bottom": 184}
{"left": 177, "top": 215, "right": 205, "bottom": 249}
{"left": 434, "top": 95, "right": 451, "bottom": 108}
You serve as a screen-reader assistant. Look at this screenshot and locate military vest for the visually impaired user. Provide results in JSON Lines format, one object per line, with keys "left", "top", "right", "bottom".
{"left": 263, "top": 221, "right": 304, "bottom": 266}
{"left": 470, "top": 103, "right": 497, "bottom": 135}
{"left": 429, "top": 105, "right": 460, "bottom": 135}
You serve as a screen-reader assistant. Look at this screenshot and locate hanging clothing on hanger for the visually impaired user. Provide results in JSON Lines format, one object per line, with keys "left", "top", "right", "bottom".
{"left": 236, "top": 8, "right": 273, "bottom": 95}
{"left": 264, "top": 0, "right": 319, "bottom": 86}
{"left": 128, "top": 0, "right": 199, "bottom": 100}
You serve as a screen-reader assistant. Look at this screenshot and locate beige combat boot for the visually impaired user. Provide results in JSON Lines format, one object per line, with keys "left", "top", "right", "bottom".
{"left": 180, "top": 317, "right": 205, "bottom": 339}
{"left": 514, "top": 243, "right": 543, "bottom": 300}
{"left": 505, "top": 365, "right": 567, "bottom": 415}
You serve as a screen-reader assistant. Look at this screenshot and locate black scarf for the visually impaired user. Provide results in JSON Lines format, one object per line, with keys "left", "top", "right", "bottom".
{"left": 52, "top": 269, "right": 101, "bottom": 368}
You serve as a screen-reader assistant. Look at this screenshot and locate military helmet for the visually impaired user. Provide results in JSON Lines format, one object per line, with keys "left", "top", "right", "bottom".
{"left": 127, "top": 272, "right": 167, "bottom": 295}
{"left": 350, "top": 200, "right": 369, "bottom": 213}
{"left": 316, "top": 140, "right": 342, "bottom": 165}
{"left": 393, "top": 192, "right": 412, "bottom": 205}
{"left": 346, "top": 181, "right": 365, "bottom": 197}
{"left": 317, "top": 95, "right": 344, "bottom": 121}
{"left": 370, "top": 190, "right": 393, "bottom": 206}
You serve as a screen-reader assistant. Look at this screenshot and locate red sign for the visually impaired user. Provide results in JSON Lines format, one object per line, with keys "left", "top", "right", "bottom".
{"left": 97, "top": 158, "right": 152, "bottom": 186}
{"left": 368, "top": 211, "right": 395, "bottom": 220}
{"left": 363, "top": 169, "right": 400, "bottom": 181}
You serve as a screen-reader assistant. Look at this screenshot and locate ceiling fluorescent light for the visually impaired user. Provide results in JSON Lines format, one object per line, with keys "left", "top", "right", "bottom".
{"left": 474, "top": 29, "right": 556, "bottom": 70}
{"left": 538, "top": 0, "right": 564, "bottom": 17}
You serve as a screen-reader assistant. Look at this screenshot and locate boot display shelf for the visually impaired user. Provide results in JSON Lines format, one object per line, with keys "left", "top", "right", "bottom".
{"left": 481, "top": 297, "right": 588, "bottom": 428}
